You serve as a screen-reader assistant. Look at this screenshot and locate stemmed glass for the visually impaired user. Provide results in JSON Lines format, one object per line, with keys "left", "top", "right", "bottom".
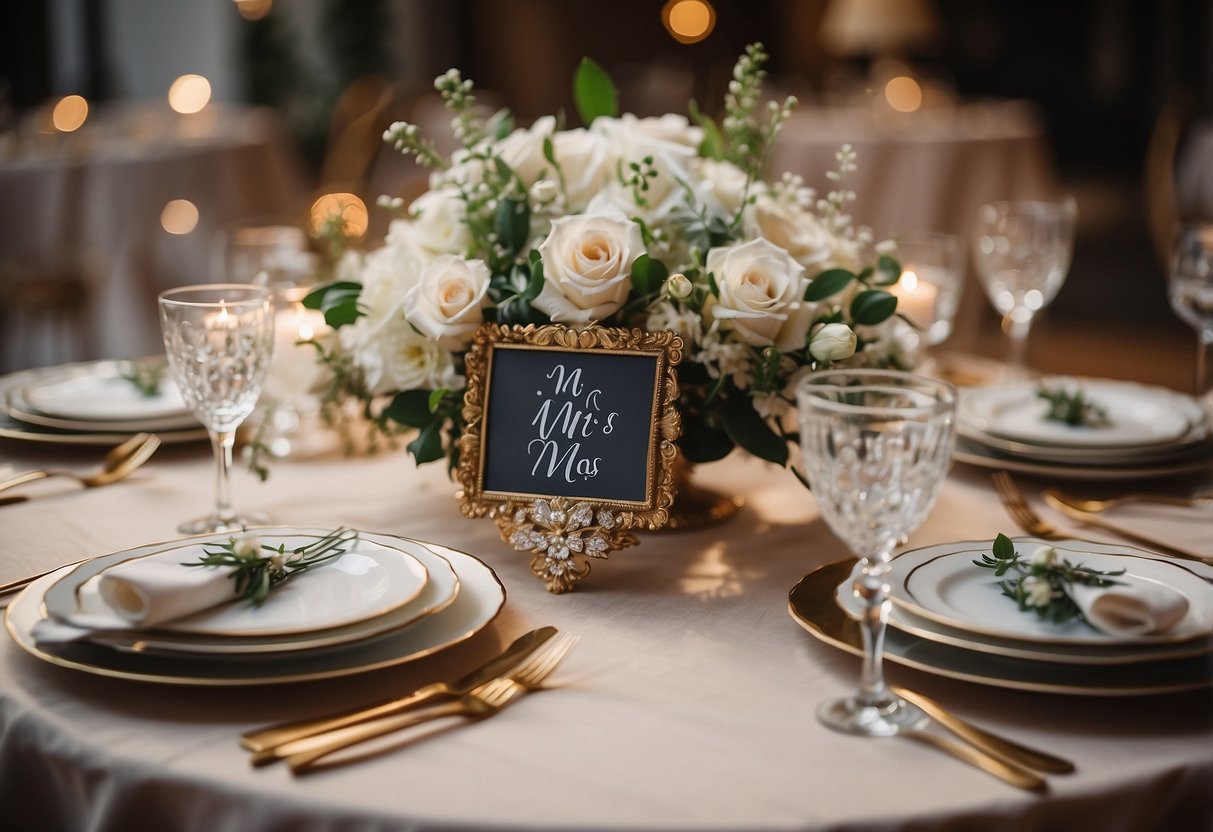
{"left": 1170, "top": 224, "right": 1213, "bottom": 409}
{"left": 972, "top": 199, "right": 1076, "bottom": 374}
{"left": 159, "top": 284, "right": 275, "bottom": 533}
{"left": 796, "top": 370, "right": 956, "bottom": 736}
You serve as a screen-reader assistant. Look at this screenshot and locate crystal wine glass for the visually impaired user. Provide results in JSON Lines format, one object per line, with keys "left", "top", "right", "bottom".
{"left": 159, "top": 284, "right": 274, "bottom": 533}
{"left": 796, "top": 369, "right": 956, "bottom": 736}
{"left": 1170, "top": 224, "right": 1213, "bottom": 409}
{"left": 972, "top": 199, "right": 1076, "bottom": 374}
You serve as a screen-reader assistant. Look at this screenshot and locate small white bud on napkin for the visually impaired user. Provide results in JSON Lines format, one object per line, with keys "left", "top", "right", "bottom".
{"left": 97, "top": 559, "right": 234, "bottom": 627}
{"left": 1068, "top": 578, "right": 1190, "bottom": 638}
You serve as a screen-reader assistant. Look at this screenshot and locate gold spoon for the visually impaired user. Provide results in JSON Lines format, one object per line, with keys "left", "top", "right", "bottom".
{"left": 0, "top": 432, "right": 161, "bottom": 495}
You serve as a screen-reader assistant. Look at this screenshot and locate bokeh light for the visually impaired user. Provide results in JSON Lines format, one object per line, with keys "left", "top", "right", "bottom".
{"left": 234, "top": 0, "right": 273, "bottom": 21}
{"left": 309, "top": 192, "right": 369, "bottom": 240}
{"left": 52, "top": 95, "right": 89, "bottom": 132}
{"left": 168, "top": 74, "right": 212, "bottom": 114}
{"left": 662, "top": 0, "right": 715, "bottom": 45}
{"left": 884, "top": 76, "right": 923, "bottom": 113}
{"left": 161, "top": 199, "right": 199, "bottom": 235}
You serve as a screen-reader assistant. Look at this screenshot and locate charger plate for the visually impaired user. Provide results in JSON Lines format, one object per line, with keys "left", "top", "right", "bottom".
{"left": 789, "top": 559, "right": 1213, "bottom": 696}
{"left": 5, "top": 534, "right": 504, "bottom": 685}
{"left": 953, "top": 436, "right": 1213, "bottom": 480}
{"left": 37, "top": 531, "right": 455, "bottom": 654}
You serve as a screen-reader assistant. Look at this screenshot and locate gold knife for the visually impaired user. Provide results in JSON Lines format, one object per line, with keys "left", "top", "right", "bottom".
{"left": 894, "top": 686, "right": 1075, "bottom": 775}
{"left": 1043, "top": 492, "right": 1212, "bottom": 564}
{"left": 241, "top": 626, "right": 558, "bottom": 756}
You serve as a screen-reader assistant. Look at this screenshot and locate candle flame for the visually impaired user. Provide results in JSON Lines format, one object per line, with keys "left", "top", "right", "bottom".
{"left": 900, "top": 270, "right": 919, "bottom": 292}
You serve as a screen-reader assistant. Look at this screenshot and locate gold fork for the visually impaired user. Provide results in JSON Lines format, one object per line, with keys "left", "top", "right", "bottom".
{"left": 275, "top": 634, "right": 577, "bottom": 774}
{"left": 990, "top": 471, "right": 1064, "bottom": 539}
{"left": 1044, "top": 490, "right": 1213, "bottom": 514}
{"left": 0, "top": 433, "right": 161, "bottom": 495}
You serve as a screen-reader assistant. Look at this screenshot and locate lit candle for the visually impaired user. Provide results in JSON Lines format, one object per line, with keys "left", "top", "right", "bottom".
{"left": 205, "top": 303, "right": 238, "bottom": 330}
{"left": 889, "top": 268, "right": 939, "bottom": 331}
{"left": 268, "top": 302, "right": 328, "bottom": 395}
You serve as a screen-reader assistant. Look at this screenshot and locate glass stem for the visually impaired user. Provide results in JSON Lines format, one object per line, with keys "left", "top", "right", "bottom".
{"left": 1196, "top": 332, "right": 1213, "bottom": 400}
{"left": 1001, "top": 311, "right": 1033, "bottom": 372}
{"left": 209, "top": 429, "right": 238, "bottom": 529}
{"left": 855, "top": 552, "right": 894, "bottom": 709}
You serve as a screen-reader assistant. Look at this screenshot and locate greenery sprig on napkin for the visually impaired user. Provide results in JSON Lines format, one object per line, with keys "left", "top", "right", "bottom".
{"left": 973, "top": 533, "right": 1124, "bottom": 624}
{"left": 185, "top": 528, "right": 358, "bottom": 606}
{"left": 1036, "top": 383, "right": 1109, "bottom": 427}
{"left": 119, "top": 361, "right": 166, "bottom": 398}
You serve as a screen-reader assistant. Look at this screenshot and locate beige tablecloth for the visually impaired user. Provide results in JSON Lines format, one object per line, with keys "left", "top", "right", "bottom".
{"left": 0, "top": 104, "right": 304, "bottom": 374}
{"left": 0, "top": 443, "right": 1210, "bottom": 831}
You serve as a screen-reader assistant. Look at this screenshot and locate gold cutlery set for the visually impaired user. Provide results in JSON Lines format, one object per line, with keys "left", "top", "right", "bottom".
{"left": 0, "top": 432, "right": 160, "bottom": 498}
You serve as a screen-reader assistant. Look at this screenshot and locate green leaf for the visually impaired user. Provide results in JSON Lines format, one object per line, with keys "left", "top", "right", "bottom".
{"left": 875, "top": 255, "right": 902, "bottom": 286}
{"left": 805, "top": 269, "right": 854, "bottom": 301}
{"left": 678, "top": 417, "right": 735, "bottom": 463}
{"left": 850, "top": 289, "right": 898, "bottom": 325}
{"left": 721, "top": 394, "right": 788, "bottom": 466}
{"left": 487, "top": 108, "right": 514, "bottom": 140}
{"left": 630, "top": 253, "right": 668, "bottom": 296}
{"left": 992, "top": 533, "right": 1016, "bottom": 561}
{"left": 495, "top": 197, "right": 530, "bottom": 257}
{"left": 523, "top": 260, "right": 545, "bottom": 301}
{"left": 573, "top": 57, "right": 618, "bottom": 126}
{"left": 407, "top": 419, "right": 445, "bottom": 464}
{"left": 384, "top": 389, "right": 435, "bottom": 429}
{"left": 303, "top": 281, "right": 363, "bottom": 328}
{"left": 688, "top": 99, "right": 725, "bottom": 160}
{"left": 427, "top": 388, "right": 452, "bottom": 413}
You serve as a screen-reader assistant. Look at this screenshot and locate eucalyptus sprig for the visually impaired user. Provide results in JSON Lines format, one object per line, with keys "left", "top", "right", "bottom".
{"left": 973, "top": 533, "right": 1124, "bottom": 625}
{"left": 185, "top": 528, "right": 358, "bottom": 607}
{"left": 1036, "top": 384, "right": 1109, "bottom": 427}
{"left": 119, "top": 361, "right": 165, "bottom": 398}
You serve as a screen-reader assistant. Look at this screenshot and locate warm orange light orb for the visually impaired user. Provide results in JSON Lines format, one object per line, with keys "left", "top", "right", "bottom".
{"left": 662, "top": 0, "right": 715, "bottom": 44}
{"left": 309, "top": 193, "right": 369, "bottom": 239}
{"left": 168, "top": 74, "right": 212, "bottom": 114}
{"left": 52, "top": 95, "right": 89, "bottom": 132}
{"left": 161, "top": 199, "right": 199, "bottom": 235}
{"left": 235, "top": 0, "right": 272, "bottom": 21}
{"left": 885, "top": 76, "right": 923, "bottom": 113}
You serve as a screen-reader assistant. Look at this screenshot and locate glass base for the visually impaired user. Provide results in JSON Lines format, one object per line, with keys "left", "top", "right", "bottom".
{"left": 818, "top": 694, "right": 924, "bottom": 738}
{"left": 177, "top": 510, "right": 271, "bottom": 535}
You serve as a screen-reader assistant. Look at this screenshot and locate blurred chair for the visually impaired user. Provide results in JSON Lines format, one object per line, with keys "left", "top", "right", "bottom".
{"left": 0, "top": 254, "right": 94, "bottom": 372}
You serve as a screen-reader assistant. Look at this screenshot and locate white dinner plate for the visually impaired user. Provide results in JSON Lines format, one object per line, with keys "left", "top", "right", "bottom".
{"left": 5, "top": 533, "right": 505, "bottom": 684}
{"left": 960, "top": 380, "right": 1205, "bottom": 449}
{"left": 41, "top": 530, "right": 433, "bottom": 641}
{"left": 888, "top": 538, "right": 1213, "bottom": 646}
{"left": 790, "top": 559, "right": 1213, "bottom": 696}
{"left": 5, "top": 386, "right": 199, "bottom": 433}
{"left": 835, "top": 558, "right": 1212, "bottom": 665}
{"left": 22, "top": 360, "right": 192, "bottom": 421}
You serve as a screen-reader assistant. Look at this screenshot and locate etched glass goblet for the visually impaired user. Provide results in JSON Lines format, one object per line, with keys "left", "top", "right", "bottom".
{"left": 159, "top": 284, "right": 274, "bottom": 533}
{"left": 1169, "top": 224, "right": 1213, "bottom": 408}
{"left": 796, "top": 370, "right": 956, "bottom": 736}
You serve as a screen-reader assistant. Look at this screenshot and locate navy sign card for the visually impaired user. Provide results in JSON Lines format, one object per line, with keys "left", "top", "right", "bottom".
{"left": 459, "top": 324, "right": 683, "bottom": 592}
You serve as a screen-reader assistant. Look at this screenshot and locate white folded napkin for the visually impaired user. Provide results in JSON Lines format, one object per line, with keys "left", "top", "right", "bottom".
{"left": 1069, "top": 578, "right": 1190, "bottom": 638}
{"left": 97, "top": 558, "right": 234, "bottom": 627}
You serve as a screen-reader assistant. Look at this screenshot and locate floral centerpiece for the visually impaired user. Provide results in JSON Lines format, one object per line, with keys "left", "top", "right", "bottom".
{"left": 306, "top": 43, "right": 918, "bottom": 512}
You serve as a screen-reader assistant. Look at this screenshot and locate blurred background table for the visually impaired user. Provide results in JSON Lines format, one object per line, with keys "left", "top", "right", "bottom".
{"left": 0, "top": 103, "right": 304, "bottom": 373}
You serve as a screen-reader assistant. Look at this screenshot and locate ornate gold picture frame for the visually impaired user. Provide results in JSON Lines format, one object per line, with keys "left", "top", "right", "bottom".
{"left": 458, "top": 323, "right": 683, "bottom": 592}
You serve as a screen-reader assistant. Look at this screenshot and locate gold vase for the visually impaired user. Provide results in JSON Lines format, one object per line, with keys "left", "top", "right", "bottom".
{"left": 662, "top": 457, "right": 744, "bottom": 530}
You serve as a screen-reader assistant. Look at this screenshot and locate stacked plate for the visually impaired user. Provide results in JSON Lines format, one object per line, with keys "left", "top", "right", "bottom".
{"left": 0, "top": 360, "right": 207, "bottom": 445}
{"left": 954, "top": 378, "right": 1213, "bottom": 479}
{"left": 4, "top": 527, "right": 506, "bottom": 685}
{"left": 788, "top": 538, "right": 1213, "bottom": 696}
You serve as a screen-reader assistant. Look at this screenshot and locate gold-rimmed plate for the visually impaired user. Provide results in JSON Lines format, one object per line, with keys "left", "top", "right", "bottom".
{"left": 789, "top": 559, "right": 1213, "bottom": 696}
{"left": 5, "top": 533, "right": 505, "bottom": 684}
{"left": 21, "top": 360, "right": 192, "bottom": 421}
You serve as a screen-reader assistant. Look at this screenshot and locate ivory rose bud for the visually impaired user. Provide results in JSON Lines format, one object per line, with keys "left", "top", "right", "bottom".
{"left": 704, "top": 238, "right": 813, "bottom": 351}
{"left": 534, "top": 209, "right": 645, "bottom": 324}
{"left": 809, "top": 322, "right": 857, "bottom": 363}
{"left": 403, "top": 255, "right": 491, "bottom": 350}
{"left": 666, "top": 273, "right": 693, "bottom": 300}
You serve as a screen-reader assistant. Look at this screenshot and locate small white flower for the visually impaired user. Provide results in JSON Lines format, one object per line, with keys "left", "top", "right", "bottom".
{"left": 665, "top": 273, "right": 693, "bottom": 300}
{"left": 231, "top": 532, "right": 260, "bottom": 559}
{"left": 646, "top": 300, "right": 703, "bottom": 346}
{"left": 1023, "top": 576, "right": 1053, "bottom": 608}
{"left": 1030, "top": 545, "right": 1058, "bottom": 568}
{"left": 529, "top": 179, "right": 560, "bottom": 205}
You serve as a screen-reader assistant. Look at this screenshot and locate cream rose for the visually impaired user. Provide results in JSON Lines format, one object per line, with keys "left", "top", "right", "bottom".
{"left": 744, "top": 195, "right": 834, "bottom": 270}
{"left": 404, "top": 255, "right": 491, "bottom": 350}
{"left": 694, "top": 158, "right": 749, "bottom": 217}
{"left": 550, "top": 128, "right": 612, "bottom": 212}
{"left": 705, "top": 238, "right": 814, "bottom": 351}
{"left": 593, "top": 114, "right": 699, "bottom": 220}
{"left": 496, "top": 116, "right": 557, "bottom": 186}
{"left": 534, "top": 209, "right": 645, "bottom": 324}
{"left": 400, "top": 187, "right": 471, "bottom": 257}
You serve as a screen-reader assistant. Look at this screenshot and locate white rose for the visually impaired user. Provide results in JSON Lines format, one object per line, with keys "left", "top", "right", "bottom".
{"left": 340, "top": 314, "right": 461, "bottom": 397}
{"left": 704, "top": 238, "right": 814, "bottom": 351}
{"left": 809, "top": 322, "right": 857, "bottom": 363}
{"left": 400, "top": 188, "right": 470, "bottom": 257}
{"left": 593, "top": 114, "right": 698, "bottom": 219}
{"left": 404, "top": 255, "right": 491, "bottom": 350}
{"left": 602, "top": 113, "right": 703, "bottom": 148}
{"left": 694, "top": 158, "right": 749, "bottom": 217}
{"left": 357, "top": 232, "right": 428, "bottom": 327}
{"left": 550, "top": 128, "right": 612, "bottom": 212}
{"left": 534, "top": 208, "right": 645, "bottom": 324}
{"left": 495, "top": 115, "right": 556, "bottom": 186}
{"left": 744, "top": 194, "right": 835, "bottom": 270}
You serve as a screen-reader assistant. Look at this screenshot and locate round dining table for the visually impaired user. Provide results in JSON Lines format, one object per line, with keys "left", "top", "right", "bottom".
{"left": 0, "top": 421, "right": 1210, "bottom": 831}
